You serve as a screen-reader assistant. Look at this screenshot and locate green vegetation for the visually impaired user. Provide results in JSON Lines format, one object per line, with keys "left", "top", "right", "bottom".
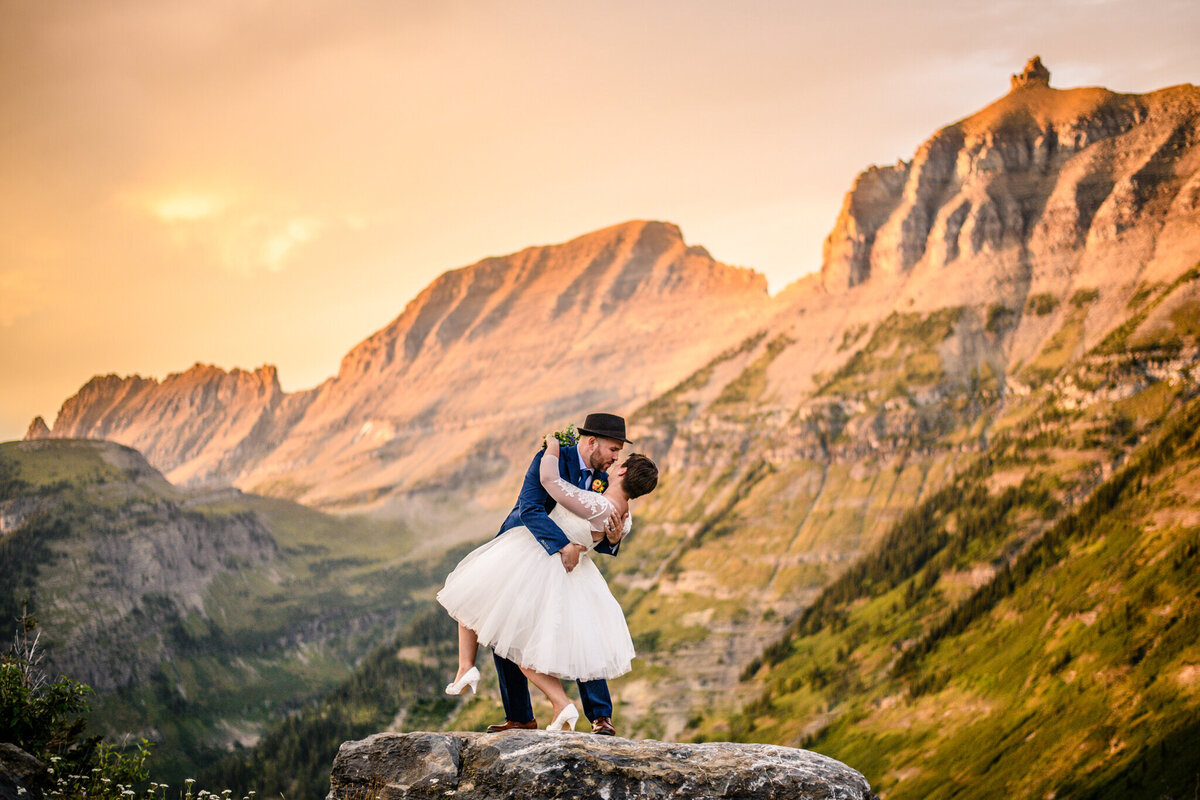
{"left": 2, "top": 612, "right": 177, "bottom": 800}
{"left": 1126, "top": 281, "right": 1162, "bottom": 310}
{"left": 718, "top": 381, "right": 1200, "bottom": 799}
{"left": 985, "top": 303, "right": 1013, "bottom": 334}
{"left": 1026, "top": 292, "right": 1059, "bottom": 315}
{"left": 200, "top": 605, "right": 458, "bottom": 800}
{"left": 819, "top": 308, "right": 962, "bottom": 398}
{"left": 636, "top": 330, "right": 767, "bottom": 422}
{"left": 837, "top": 323, "right": 869, "bottom": 353}
{"left": 1070, "top": 287, "right": 1100, "bottom": 308}
{"left": 1098, "top": 265, "right": 1200, "bottom": 354}
{"left": 1020, "top": 306, "right": 1087, "bottom": 385}
{"left": 712, "top": 333, "right": 795, "bottom": 407}
{"left": 0, "top": 440, "right": 434, "bottom": 794}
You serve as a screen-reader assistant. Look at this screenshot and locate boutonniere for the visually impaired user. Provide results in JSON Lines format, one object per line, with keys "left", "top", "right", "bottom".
{"left": 592, "top": 478, "right": 607, "bottom": 493}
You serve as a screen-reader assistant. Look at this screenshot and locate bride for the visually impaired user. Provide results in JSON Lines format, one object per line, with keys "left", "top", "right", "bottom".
{"left": 436, "top": 435, "right": 658, "bottom": 731}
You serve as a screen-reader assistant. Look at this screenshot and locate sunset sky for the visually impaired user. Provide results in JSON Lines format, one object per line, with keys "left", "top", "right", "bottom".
{"left": 3, "top": 0, "right": 1199, "bottom": 441}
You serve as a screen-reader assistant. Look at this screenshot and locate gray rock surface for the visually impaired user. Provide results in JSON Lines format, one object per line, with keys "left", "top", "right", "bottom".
{"left": 0, "top": 743, "right": 47, "bottom": 800}
{"left": 327, "top": 731, "right": 877, "bottom": 800}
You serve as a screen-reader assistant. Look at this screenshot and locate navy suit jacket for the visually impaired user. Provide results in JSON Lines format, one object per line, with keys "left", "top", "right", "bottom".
{"left": 496, "top": 444, "right": 621, "bottom": 557}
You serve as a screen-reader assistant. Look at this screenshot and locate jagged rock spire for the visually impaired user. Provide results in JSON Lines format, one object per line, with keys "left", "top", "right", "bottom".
{"left": 1011, "top": 56, "right": 1051, "bottom": 90}
{"left": 24, "top": 416, "right": 50, "bottom": 440}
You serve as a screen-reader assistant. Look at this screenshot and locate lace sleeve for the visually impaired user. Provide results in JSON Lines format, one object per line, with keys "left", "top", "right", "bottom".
{"left": 548, "top": 478, "right": 614, "bottom": 528}
{"left": 540, "top": 452, "right": 613, "bottom": 529}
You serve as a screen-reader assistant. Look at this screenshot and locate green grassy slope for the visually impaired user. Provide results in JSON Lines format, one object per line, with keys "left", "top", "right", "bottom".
{"left": 726, "top": 392, "right": 1200, "bottom": 798}
{"left": 0, "top": 439, "right": 441, "bottom": 786}
{"left": 712, "top": 292, "right": 1200, "bottom": 798}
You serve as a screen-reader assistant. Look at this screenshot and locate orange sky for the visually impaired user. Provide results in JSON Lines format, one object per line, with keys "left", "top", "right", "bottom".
{"left": 3, "top": 0, "right": 1199, "bottom": 441}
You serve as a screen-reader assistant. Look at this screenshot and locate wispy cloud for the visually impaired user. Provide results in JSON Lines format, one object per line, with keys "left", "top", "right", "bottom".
{"left": 154, "top": 193, "right": 229, "bottom": 222}
{"left": 262, "top": 218, "right": 322, "bottom": 273}
{"left": 139, "top": 187, "right": 326, "bottom": 275}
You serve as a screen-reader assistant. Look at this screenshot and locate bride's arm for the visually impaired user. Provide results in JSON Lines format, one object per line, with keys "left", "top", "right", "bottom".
{"left": 541, "top": 437, "right": 612, "bottom": 528}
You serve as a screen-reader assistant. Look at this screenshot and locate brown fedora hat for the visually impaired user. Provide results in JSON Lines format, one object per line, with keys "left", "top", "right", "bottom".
{"left": 577, "top": 412, "right": 633, "bottom": 444}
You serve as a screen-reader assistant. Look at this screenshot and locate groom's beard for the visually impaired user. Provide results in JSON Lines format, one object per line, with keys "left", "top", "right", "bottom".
{"left": 587, "top": 451, "right": 612, "bottom": 472}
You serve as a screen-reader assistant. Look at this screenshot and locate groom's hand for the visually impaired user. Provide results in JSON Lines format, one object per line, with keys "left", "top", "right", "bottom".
{"left": 558, "top": 543, "right": 587, "bottom": 572}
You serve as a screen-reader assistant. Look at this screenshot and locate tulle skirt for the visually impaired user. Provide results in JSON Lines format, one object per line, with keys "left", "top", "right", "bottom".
{"left": 436, "top": 527, "right": 635, "bottom": 681}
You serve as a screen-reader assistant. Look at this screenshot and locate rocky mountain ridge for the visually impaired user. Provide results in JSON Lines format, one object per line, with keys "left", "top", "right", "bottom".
{"left": 821, "top": 73, "right": 1200, "bottom": 293}
{"left": 39, "top": 221, "right": 769, "bottom": 519}
{"left": 31, "top": 63, "right": 1200, "bottom": 529}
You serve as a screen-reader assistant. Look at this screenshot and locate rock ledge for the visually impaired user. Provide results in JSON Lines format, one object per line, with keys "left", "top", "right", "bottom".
{"left": 328, "top": 731, "right": 877, "bottom": 800}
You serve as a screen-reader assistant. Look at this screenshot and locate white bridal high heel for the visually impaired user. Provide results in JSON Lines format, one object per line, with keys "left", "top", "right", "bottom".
{"left": 444, "top": 666, "right": 480, "bottom": 696}
{"left": 546, "top": 703, "right": 579, "bottom": 732}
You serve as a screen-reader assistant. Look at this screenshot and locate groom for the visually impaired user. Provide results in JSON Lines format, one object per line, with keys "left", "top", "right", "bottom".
{"left": 485, "top": 412, "right": 632, "bottom": 736}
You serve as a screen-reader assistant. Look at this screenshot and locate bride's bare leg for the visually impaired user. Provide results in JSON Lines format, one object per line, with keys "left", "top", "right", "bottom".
{"left": 520, "top": 666, "right": 571, "bottom": 718}
{"left": 456, "top": 623, "right": 478, "bottom": 680}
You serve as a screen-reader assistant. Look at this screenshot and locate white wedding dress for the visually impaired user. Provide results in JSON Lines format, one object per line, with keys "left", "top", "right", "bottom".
{"left": 436, "top": 476, "right": 635, "bottom": 682}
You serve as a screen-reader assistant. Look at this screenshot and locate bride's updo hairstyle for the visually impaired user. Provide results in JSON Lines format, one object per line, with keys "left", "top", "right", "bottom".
{"left": 621, "top": 453, "right": 659, "bottom": 499}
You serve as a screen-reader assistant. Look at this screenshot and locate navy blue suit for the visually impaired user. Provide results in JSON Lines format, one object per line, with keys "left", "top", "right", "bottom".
{"left": 492, "top": 444, "right": 620, "bottom": 723}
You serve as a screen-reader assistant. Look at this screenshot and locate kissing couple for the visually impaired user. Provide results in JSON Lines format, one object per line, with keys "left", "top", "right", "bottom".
{"left": 436, "top": 413, "right": 659, "bottom": 734}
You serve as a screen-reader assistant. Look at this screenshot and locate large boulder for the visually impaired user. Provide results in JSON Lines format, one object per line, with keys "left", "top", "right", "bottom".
{"left": 327, "top": 731, "right": 876, "bottom": 800}
{"left": 0, "top": 744, "right": 47, "bottom": 800}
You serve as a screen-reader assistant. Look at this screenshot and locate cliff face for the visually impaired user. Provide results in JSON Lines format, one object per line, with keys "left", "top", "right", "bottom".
{"left": 0, "top": 437, "right": 444, "bottom": 751}
{"left": 41, "top": 221, "right": 770, "bottom": 511}
{"left": 48, "top": 365, "right": 287, "bottom": 487}
{"left": 820, "top": 68, "right": 1200, "bottom": 296}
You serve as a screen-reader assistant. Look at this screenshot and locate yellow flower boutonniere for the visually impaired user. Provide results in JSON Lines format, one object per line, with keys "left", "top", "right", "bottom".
{"left": 592, "top": 478, "right": 607, "bottom": 493}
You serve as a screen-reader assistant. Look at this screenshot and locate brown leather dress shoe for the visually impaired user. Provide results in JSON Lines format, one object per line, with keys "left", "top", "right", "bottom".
{"left": 591, "top": 716, "right": 616, "bottom": 736}
{"left": 485, "top": 719, "right": 538, "bottom": 733}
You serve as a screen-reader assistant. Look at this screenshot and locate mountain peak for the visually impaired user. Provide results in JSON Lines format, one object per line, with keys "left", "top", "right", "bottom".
{"left": 583, "top": 219, "right": 684, "bottom": 243}
{"left": 42, "top": 219, "right": 770, "bottom": 502}
{"left": 820, "top": 70, "right": 1200, "bottom": 292}
{"left": 1010, "top": 56, "right": 1051, "bottom": 91}
{"left": 336, "top": 219, "right": 766, "bottom": 379}
{"left": 24, "top": 416, "right": 50, "bottom": 441}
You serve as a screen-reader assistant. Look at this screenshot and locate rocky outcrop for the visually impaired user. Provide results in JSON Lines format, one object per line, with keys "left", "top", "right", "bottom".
{"left": 44, "top": 501, "right": 280, "bottom": 690}
{"left": 23, "top": 416, "right": 49, "bottom": 440}
{"left": 1011, "top": 56, "right": 1051, "bottom": 91}
{"left": 328, "top": 731, "right": 876, "bottom": 800}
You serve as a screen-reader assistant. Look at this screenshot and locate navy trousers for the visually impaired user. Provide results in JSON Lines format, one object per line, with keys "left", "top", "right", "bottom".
{"left": 493, "top": 651, "right": 612, "bottom": 723}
